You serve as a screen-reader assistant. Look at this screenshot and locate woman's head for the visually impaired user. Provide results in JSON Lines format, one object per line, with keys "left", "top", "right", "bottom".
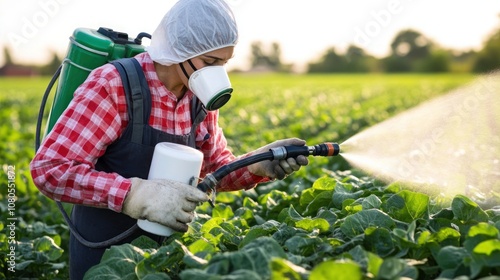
{"left": 177, "top": 46, "right": 235, "bottom": 110}
{"left": 148, "top": 0, "right": 238, "bottom": 66}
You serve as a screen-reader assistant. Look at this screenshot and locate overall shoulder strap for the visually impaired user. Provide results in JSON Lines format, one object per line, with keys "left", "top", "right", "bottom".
{"left": 111, "top": 58, "right": 151, "bottom": 144}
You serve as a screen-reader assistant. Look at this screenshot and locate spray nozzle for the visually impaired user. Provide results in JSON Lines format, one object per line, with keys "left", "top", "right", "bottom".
{"left": 197, "top": 142, "right": 340, "bottom": 198}
{"left": 269, "top": 142, "right": 340, "bottom": 159}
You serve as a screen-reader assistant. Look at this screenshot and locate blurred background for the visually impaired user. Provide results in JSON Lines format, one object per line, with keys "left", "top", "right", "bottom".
{"left": 1, "top": 0, "right": 499, "bottom": 76}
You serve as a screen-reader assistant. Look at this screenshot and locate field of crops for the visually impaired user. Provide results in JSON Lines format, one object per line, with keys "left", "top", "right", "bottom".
{"left": 1, "top": 73, "right": 500, "bottom": 279}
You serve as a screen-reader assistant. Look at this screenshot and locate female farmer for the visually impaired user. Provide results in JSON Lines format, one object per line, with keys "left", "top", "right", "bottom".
{"left": 30, "top": 0, "right": 308, "bottom": 278}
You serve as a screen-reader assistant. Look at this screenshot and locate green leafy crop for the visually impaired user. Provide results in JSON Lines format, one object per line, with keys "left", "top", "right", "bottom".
{"left": 4, "top": 74, "right": 498, "bottom": 280}
{"left": 85, "top": 175, "right": 500, "bottom": 280}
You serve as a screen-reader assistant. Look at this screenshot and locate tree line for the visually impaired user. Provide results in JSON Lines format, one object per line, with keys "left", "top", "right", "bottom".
{"left": 249, "top": 27, "right": 500, "bottom": 74}
{"left": 0, "top": 48, "right": 62, "bottom": 76}
{"left": 1, "top": 23, "right": 499, "bottom": 76}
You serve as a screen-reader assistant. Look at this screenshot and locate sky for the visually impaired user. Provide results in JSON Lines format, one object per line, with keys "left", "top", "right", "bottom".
{"left": 0, "top": 0, "right": 499, "bottom": 72}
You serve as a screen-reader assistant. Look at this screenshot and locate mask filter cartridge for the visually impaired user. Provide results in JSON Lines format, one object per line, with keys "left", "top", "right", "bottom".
{"left": 188, "top": 66, "right": 233, "bottom": 110}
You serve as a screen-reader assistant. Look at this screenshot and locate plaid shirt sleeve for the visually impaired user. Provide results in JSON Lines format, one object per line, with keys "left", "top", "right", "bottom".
{"left": 30, "top": 64, "right": 131, "bottom": 212}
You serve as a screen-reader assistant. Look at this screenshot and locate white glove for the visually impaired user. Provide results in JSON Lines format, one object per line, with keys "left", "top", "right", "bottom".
{"left": 122, "top": 177, "right": 208, "bottom": 232}
{"left": 247, "top": 138, "right": 309, "bottom": 180}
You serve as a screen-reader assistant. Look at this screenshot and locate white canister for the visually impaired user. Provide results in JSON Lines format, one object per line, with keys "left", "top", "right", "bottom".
{"left": 137, "top": 142, "right": 204, "bottom": 236}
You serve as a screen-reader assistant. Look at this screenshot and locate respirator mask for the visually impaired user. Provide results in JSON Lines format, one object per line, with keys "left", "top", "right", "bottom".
{"left": 180, "top": 59, "right": 233, "bottom": 111}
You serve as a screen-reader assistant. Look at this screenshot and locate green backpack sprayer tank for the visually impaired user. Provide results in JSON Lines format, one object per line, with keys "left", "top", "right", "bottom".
{"left": 36, "top": 27, "right": 151, "bottom": 145}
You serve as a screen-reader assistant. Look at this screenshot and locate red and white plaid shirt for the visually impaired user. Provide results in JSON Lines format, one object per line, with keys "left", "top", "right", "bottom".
{"left": 30, "top": 52, "right": 268, "bottom": 212}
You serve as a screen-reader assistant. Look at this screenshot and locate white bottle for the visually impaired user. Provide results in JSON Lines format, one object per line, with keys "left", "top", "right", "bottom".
{"left": 137, "top": 142, "right": 204, "bottom": 236}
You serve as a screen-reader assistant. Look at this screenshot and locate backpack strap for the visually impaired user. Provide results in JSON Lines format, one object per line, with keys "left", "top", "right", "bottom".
{"left": 111, "top": 58, "right": 151, "bottom": 144}
{"left": 111, "top": 58, "right": 208, "bottom": 148}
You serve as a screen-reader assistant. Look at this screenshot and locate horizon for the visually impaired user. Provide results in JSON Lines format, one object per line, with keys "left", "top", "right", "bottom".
{"left": 1, "top": 0, "right": 499, "bottom": 72}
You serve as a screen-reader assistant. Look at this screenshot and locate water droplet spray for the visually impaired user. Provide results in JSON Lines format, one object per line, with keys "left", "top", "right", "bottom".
{"left": 338, "top": 72, "right": 500, "bottom": 207}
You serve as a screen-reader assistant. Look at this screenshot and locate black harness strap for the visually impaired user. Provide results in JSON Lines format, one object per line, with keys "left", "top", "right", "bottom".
{"left": 112, "top": 59, "right": 148, "bottom": 144}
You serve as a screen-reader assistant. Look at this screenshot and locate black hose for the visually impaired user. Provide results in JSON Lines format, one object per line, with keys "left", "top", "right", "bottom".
{"left": 196, "top": 143, "right": 340, "bottom": 194}
{"left": 214, "top": 151, "right": 274, "bottom": 181}
{"left": 55, "top": 201, "right": 139, "bottom": 248}
{"left": 35, "top": 65, "right": 62, "bottom": 151}
{"left": 134, "top": 32, "right": 152, "bottom": 45}
{"left": 197, "top": 151, "right": 274, "bottom": 192}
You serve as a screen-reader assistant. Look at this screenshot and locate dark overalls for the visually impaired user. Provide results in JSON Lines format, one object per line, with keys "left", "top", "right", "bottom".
{"left": 68, "top": 59, "right": 207, "bottom": 279}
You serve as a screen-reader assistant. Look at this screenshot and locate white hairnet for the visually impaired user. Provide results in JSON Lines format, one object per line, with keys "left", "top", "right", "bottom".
{"left": 147, "top": 0, "right": 238, "bottom": 66}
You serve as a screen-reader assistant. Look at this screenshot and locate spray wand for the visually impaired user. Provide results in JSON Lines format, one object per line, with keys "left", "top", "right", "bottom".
{"left": 196, "top": 142, "right": 340, "bottom": 205}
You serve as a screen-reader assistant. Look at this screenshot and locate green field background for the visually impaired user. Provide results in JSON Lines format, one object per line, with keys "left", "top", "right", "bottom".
{"left": 0, "top": 73, "right": 479, "bottom": 278}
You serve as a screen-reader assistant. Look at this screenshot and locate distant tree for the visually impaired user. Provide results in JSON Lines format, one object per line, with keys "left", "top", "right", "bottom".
{"left": 449, "top": 50, "right": 477, "bottom": 72}
{"left": 308, "top": 47, "right": 343, "bottom": 73}
{"left": 382, "top": 55, "right": 412, "bottom": 72}
{"left": 384, "top": 29, "right": 434, "bottom": 72}
{"left": 249, "top": 41, "right": 288, "bottom": 71}
{"left": 250, "top": 41, "right": 268, "bottom": 68}
{"left": 38, "top": 52, "right": 62, "bottom": 76}
{"left": 383, "top": 29, "right": 452, "bottom": 72}
{"left": 268, "top": 42, "right": 282, "bottom": 69}
{"left": 3, "top": 47, "right": 13, "bottom": 66}
{"left": 391, "top": 29, "right": 431, "bottom": 59}
{"left": 307, "top": 45, "right": 371, "bottom": 73}
{"left": 344, "top": 45, "right": 371, "bottom": 72}
{"left": 418, "top": 50, "right": 450, "bottom": 72}
{"left": 473, "top": 23, "right": 500, "bottom": 73}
